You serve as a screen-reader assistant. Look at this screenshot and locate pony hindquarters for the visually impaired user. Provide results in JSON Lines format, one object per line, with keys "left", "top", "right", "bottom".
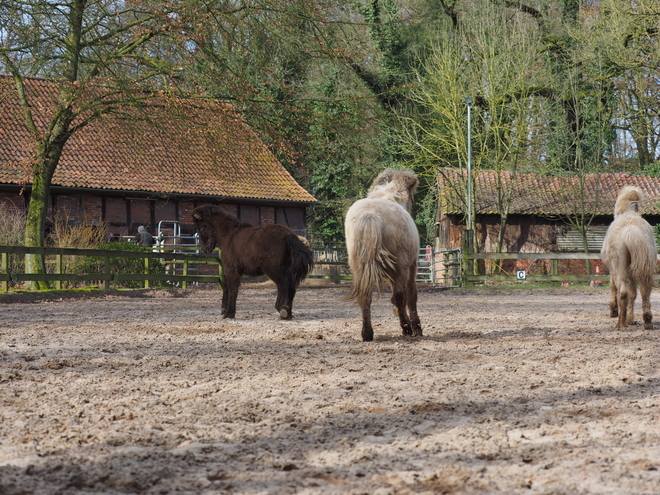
{"left": 273, "top": 232, "right": 315, "bottom": 320}
{"left": 601, "top": 187, "right": 657, "bottom": 330}
{"left": 346, "top": 198, "right": 421, "bottom": 342}
{"left": 615, "top": 221, "right": 656, "bottom": 330}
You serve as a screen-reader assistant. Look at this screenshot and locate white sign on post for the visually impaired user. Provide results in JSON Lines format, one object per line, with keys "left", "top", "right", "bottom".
{"left": 516, "top": 270, "right": 526, "bottom": 280}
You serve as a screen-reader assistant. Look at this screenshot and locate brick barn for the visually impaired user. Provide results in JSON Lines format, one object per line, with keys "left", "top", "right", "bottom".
{"left": 0, "top": 77, "right": 316, "bottom": 242}
{"left": 435, "top": 168, "right": 660, "bottom": 270}
{"left": 435, "top": 168, "right": 660, "bottom": 276}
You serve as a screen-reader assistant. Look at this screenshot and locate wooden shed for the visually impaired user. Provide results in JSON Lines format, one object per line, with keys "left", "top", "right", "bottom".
{"left": 0, "top": 77, "right": 316, "bottom": 240}
{"left": 436, "top": 168, "right": 660, "bottom": 254}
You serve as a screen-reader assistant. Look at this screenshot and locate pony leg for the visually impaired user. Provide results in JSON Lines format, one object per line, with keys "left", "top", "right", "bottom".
{"left": 406, "top": 265, "right": 422, "bottom": 337}
{"left": 608, "top": 279, "right": 618, "bottom": 318}
{"left": 617, "top": 288, "right": 629, "bottom": 329}
{"left": 626, "top": 281, "right": 637, "bottom": 326}
{"left": 360, "top": 291, "right": 374, "bottom": 342}
{"left": 274, "top": 283, "right": 285, "bottom": 316}
{"left": 223, "top": 271, "right": 241, "bottom": 319}
{"left": 275, "top": 282, "right": 294, "bottom": 320}
{"left": 391, "top": 283, "right": 413, "bottom": 336}
{"left": 640, "top": 282, "right": 653, "bottom": 330}
{"left": 282, "top": 285, "right": 297, "bottom": 320}
{"left": 221, "top": 286, "right": 229, "bottom": 315}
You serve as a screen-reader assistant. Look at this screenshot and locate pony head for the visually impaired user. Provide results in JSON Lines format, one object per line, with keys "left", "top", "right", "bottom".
{"left": 192, "top": 205, "right": 219, "bottom": 253}
{"left": 614, "top": 185, "right": 644, "bottom": 217}
{"left": 367, "top": 168, "right": 419, "bottom": 212}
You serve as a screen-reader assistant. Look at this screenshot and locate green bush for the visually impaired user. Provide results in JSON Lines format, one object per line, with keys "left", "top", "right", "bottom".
{"left": 78, "top": 242, "right": 165, "bottom": 288}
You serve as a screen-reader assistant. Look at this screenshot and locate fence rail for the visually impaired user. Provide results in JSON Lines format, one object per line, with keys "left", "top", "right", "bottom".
{"left": 6, "top": 244, "right": 652, "bottom": 292}
{"left": 464, "top": 251, "right": 611, "bottom": 284}
{"left": 0, "top": 245, "right": 223, "bottom": 292}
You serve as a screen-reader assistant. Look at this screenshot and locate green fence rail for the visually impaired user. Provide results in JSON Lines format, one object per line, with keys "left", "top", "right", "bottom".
{"left": 464, "top": 252, "right": 610, "bottom": 284}
{"left": 0, "top": 245, "right": 223, "bottom": 292}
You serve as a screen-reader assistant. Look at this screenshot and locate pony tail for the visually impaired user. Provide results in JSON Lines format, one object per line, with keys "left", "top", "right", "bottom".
{"left": 627, "top": 229, "right": 658, "bottom": 287}
{"left": 349, "top": 213, "right": 396, "bottom": 306}
{"left": 286, "top": 234, "right": 315, "bottom": 287}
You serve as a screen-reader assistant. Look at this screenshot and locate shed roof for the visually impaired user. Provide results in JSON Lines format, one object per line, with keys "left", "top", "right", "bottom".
{"left": 438, "top": 168, "right": 660, "bottom": 217}
{"left": 0, "top": 77, "right": 316, "bottom": 204}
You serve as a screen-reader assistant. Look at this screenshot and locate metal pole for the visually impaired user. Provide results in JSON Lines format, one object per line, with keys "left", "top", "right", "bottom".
{"left": 465, "top": 97, "right": 473, "bottom": 232}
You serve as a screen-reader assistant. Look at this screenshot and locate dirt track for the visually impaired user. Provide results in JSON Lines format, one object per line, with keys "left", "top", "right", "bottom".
{"left": 0, "top": 282, "right": 659, "bottom": 494}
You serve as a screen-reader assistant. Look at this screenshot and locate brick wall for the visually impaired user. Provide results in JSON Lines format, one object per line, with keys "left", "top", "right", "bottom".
{"left": 261, "top": 206, "right": 275, "bottom": 224}
{"left": 82, "top": 196, "right": 103, "bottom": 224}
{"left": 178, "top": 201, "right": 196, "bottom": 229}
{"left": 130, "top": 199, "right": 151, "bottom": 229}
{"left": 154, "top": 199, "right": 177, "bottom": 226}
{"left": 0, "top": 189, "right": 307, "bottom": 238}
{"left": 104, "top": 197, "right": 128, "bottom": 231}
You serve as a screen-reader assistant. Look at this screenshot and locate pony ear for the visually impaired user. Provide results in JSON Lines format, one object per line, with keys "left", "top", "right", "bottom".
{"left": 375, "top": 169, "right": 395, "bottom": 186}
{"left": 408, "top": 176, "right": 419, "bottom": 196}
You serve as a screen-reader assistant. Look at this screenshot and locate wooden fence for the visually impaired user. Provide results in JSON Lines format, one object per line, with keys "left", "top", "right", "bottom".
{"left": 5, "top": 245, "right": 653, "bottom": 291}
{"left": 0, "top": 245, "right": 223, "bottom": 292}
{"left": 464, "top": 252, "right": 609, "bottom": 284}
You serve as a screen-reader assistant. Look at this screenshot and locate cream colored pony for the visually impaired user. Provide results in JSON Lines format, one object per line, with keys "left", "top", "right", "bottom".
{"left": 345, "top": 169, "right": 422, "bottom": 341}
{"left": 601, "top": 186, "right": 657, "bottom": 330}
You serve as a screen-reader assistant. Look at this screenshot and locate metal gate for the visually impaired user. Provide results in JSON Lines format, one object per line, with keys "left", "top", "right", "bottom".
{"left": 155, "top": 221, "right": 199, "bottom": 252}
{"left": 417, "top": 247, "right": 462, "bottom": 288}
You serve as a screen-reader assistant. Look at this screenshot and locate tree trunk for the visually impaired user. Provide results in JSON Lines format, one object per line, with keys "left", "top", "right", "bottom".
{"left": 495, "top": 212, "right": 509, "bottom": 274}
{"left": 634, "top": 135, "right": 651, "bottom": 169}
{"left": 24, "top": 140, "right": 68, "bottom": 290}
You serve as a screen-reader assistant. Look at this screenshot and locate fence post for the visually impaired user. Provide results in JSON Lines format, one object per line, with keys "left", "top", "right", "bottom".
{"left": 462, "top": 229, "right": 474, "bottom": 286}
{"left": 55, "top": 254, "right": 62, "bottom": 290}
{"left": 104, "top": 255, "right": 110, "bottom": 290}
{"left": 1, "top": 252, "right": 7, "bottom": 292}
{"left": 551, "top": 259, "right": 559, "bottom": 277}
{"left": 144, "top": 256, "right": 150, "bottom": 289}
{"left": 182, "top": 259, "right": 188, "bottom": 289}
{"left": 430, "top": 250, "right": 435, "bottom": 286}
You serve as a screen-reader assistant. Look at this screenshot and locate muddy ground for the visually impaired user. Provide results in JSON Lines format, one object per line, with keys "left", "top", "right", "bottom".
{"left": 0, "top": 282, "right": 658, "bottom": 494}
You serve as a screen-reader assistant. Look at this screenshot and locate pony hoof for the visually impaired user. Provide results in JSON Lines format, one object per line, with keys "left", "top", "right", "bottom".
{"left": 279, "top": 309, "right": 291, "bottom": 320}
{"left": 644, "top": 322, "right": 653, "bottom": 330}
{"left": 413, "top": 329, "right": 423, "bottom": 337}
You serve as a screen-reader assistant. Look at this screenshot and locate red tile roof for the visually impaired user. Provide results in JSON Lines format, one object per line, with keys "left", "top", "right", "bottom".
{"left": 438, "top": 168, "right": 660, "bottom": 216}
{"left": 0, "top": 77, "right": 316, "bottom": 204}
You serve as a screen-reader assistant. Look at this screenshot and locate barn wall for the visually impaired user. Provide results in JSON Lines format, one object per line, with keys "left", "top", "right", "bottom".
{"left": 0, "top": 192, "right": 25, "bottom": 212}
{"left": 82, "top": 196, "right": 103, "bottom": 224}
{"left": 435, "top": 213, "right": 655, "bottom": 254}
{"left": 0, "top": 188, "right": 310, "bottom": 240}
{"left": 479, "top": 215, "right": 557, "bottom": 253}
{"left": 438, "top": 214, "right": 568, "bottom": 253}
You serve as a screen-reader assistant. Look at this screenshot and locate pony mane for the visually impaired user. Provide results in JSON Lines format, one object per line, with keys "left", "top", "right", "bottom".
{"left": 614, "top": 185, "right": 644, "bottom": 217}
{"left": 366, "top": 168, "right": 419, "bottom": 208}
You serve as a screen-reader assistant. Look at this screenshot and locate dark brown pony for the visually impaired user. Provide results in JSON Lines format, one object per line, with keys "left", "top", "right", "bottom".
{"left": 192, "top": 205, "right": 314, "bottom": 319}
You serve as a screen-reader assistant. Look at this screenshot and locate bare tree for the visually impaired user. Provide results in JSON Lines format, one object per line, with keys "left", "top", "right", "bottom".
{"left": 400, "top": 2, "right": 550, "bottom": 256}
{"left": 0, "top": 0, "right": 182, "bottom": 288}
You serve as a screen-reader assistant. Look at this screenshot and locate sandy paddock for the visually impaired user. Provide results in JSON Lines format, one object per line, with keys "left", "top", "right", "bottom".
{"left": 0, "top": 282, "right": 659, "bottom": 494}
